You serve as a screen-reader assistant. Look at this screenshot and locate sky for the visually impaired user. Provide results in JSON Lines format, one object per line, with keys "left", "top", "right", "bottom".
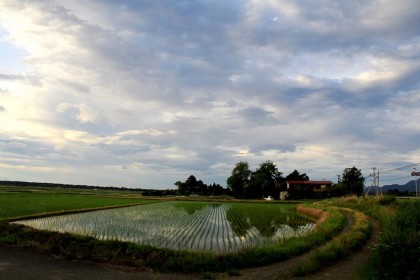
{"left": 0, "top": 0, "right": 419, "bottom": 189}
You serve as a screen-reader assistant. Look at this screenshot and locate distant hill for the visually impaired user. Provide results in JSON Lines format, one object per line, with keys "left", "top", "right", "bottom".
{"left": 365, "top": 179, "right": 420, "bottom": 194}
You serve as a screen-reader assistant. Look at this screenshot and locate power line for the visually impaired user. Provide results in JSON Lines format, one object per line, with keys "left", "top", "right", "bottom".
{"left": 381, "top": 163, "right": 420, "bottom": 174}
{"left": 381, "top": 175, "right": 412, "bottom": 182}
{"left": 340, "top": 163, "right": 419, "bottom": 181}
{"left": 365, "top": 167, "right": 381, "bottom": 196}
{"left": 359, "top": 163, "right": 420, "bottom": 187}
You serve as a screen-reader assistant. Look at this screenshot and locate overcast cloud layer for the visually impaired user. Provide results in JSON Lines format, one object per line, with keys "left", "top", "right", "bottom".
{"left": 0, "top": 0, "right": 419, "bottom": 188}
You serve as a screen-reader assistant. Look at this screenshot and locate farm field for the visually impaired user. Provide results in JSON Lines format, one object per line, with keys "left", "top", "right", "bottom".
{"left": 14, "top": 201, "right": 315, "bottom": 254}
{"left": 1, "top": 185, "right": 418, "bottom": 279}
{"left": 0, "top": 186, "right": 151, "bottom": 220}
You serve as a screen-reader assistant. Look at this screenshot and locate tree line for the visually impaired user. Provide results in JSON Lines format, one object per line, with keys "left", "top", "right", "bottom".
{"left": 225, "top": 161, "right": 364, "bottom": 199}
{"left": 226, "top": 160, "right": 307, "bottom": 199}
{"left": 174, "top": 176, "right": 228, "bottom": 196}
{"left": 173, "top": 162, "right": 364, "bottom": 199}
{"left": 1, "top": 162, "right": 365, "bottom": 200}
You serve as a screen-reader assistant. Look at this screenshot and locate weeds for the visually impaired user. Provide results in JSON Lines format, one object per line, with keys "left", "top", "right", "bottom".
{"left": 291, "top": 207, "right": 370, "bottom": 277}
{"left": 312, "top": 196, "right": 419, "bottom": 280}
{"left": 363, "top": 200, "right": 420, "bottom": 280}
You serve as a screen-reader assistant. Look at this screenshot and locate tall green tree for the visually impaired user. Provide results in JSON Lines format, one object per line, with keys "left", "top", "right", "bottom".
{"left": 249, "top": 160, "right": 282, "bottom": 198}
{"left": 175, "top": 175, "right": 200, "bottom": 195}
{"left": 227, "top": 161, "right": 252, "bottom": 198}
{"left": 286, "top": 169, "right": 309, "bottom": 181}
{"left": 175, "top": 176, "right": 226, "bottom": 196}
{"left": 341, "top": 166, "right": 365, "bottom": 196}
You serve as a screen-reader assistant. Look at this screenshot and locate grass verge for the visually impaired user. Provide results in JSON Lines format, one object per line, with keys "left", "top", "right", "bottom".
{"left": 361, "top": 199, "right": 419, "bottom": 280}
{"left": 308, "top": 195, "right": 419, "bottom": 280}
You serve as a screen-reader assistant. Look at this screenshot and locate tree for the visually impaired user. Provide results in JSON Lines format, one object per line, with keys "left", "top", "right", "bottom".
{"left": 175, "top": 175, "right": 199, "bottom": 195}
{"left": 174, "top": 180, "right": 187, "bottom": 195}
{"left": 249, "top": 160, "right": 282, "bottom": 198}
{"left": 341, "top": 166, "right": 365, "bottom": 196}
{"left": 326, "top": 183, "right": 348, "bottom": 197}
{"left": 175, "top": 175, "right": 227, "bottom": 196}
{"left": 286, "top": 170, "right": 309, "bottom": 181}
{"left": 208, "top": 183, "right": 225, "bottom": 196}
{"left": 227, "top": 161, "right": 252, "bottom": 198}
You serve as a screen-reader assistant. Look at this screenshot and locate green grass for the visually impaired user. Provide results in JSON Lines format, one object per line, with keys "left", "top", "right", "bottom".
{"left": 313, "top": 195, "right": 419, "bottom": 280}
{"left": 362, "top": 199, "right": 420, "bottom": 280}
{"left": 0, "top": 191, "right": 151, "bottom": 220}
{"left": 291, "top": 207, "right": 371, "bottom": 276}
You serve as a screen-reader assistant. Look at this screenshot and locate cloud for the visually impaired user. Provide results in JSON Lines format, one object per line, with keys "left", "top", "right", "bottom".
{"left": 0, "top": 73, "right": 25, "bottom": 80}
{"left": 238, "top": 107, "right": 278, "bottom": 126}
{"left": 0, "top": 0, "right": 419, "bottom": 187}
{"left": 56, "top": 103, "right": 99, "bottom": 123}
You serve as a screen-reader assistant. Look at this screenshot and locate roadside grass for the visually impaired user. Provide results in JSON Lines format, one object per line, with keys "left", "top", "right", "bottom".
{"left": 306, "top": 195, "right": 419, "bottom": 280}
{"left": 361, "top": 198, "right": 420, "bottom": 280}
{"left": 291, "top": 207, "right": 370, "bottom": 276}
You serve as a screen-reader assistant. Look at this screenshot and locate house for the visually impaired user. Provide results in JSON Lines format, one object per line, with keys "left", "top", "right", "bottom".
{"left": 280, "top": 180, "right": 333, "bottom": 199}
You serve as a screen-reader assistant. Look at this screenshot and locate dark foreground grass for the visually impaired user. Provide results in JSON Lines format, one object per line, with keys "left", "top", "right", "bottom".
{"left": 0, "top": 204, "right": 346, "bottom": 273}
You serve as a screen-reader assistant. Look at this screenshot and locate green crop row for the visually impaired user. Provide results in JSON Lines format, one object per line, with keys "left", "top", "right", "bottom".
{"left": 0, "top": 212, "right": 343, "bottom": 273}
{"left": 0, "top": 192, "right": 152, "bottom": 220}
{"left": 13, "top": 202, "right": 316, "bottom": 254}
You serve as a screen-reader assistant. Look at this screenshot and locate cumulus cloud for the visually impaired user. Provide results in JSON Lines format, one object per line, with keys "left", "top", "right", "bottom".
{"left": 0, "top": 0, "right": 419, "bottom": 187}
{"left": 56, "top": 103, "right": 99, "bottom": 123}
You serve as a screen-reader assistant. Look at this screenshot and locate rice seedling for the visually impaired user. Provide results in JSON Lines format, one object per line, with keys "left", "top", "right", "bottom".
{"left": 14, "top": 201, "right": 315, "bottom": 255}
{"left": 0, "top": 192, "right": 151, "bottom": 220}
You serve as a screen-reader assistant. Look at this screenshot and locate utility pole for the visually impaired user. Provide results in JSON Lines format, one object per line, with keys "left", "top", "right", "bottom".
{"left": 413, "top": 168, "right": 418, "bottom": 198}
{"left": 366, "top": 167, "right": 381, "bottom": 196}
{"left": 376, "top": 169, "right": 381, "bottom": 196}
{"left": 373, "top": 167, "right": 378, "bottom": 196}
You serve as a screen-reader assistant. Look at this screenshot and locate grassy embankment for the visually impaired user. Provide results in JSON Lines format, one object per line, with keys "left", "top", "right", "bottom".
{"left": 291, "top": 195, "right": 419, "bottom": 280}
{"left": 291, "top": 206, "right": 370, "bottom": 276}
{"left": 0, "top": 185, "right": 347, "bottom": 273}
{"left": 327, "top": 195, "right": 419, "bottom": 280}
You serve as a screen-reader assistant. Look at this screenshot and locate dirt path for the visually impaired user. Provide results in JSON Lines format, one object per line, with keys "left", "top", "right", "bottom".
{"left": 221, "top": 215, "right": 380, "bottom": 280}
{"left": 0, "top": 216, "right": 380, "bottom": 280}
{"left": 0, "top": 246, "right": 200, "bottom": 280}
{"left": 223, "top": 215, "right": 380, "bottom": 280}
{"left": 293, "top": 217, "right": 380, "bottom": 280}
